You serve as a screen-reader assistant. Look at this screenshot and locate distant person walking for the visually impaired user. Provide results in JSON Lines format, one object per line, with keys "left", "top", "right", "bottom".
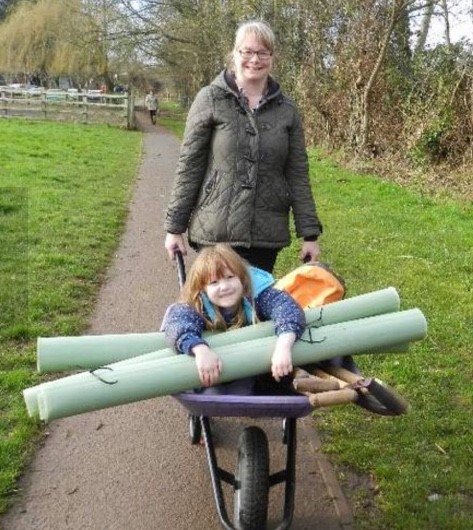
{"left": 145, "top": 90, "right": 159, "bottom": 124}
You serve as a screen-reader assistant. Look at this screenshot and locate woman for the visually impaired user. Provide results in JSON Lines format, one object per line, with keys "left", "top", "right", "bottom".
{"left": 164, "top": 20, "right": 323, "bottom": 272}
{"left": 163, "top": 244, "right": 305, "bottom": 392}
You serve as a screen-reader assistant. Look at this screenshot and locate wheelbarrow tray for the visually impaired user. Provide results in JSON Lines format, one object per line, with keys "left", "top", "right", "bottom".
{"left": 173, "top": 391, "right": 313, "bottom": 419}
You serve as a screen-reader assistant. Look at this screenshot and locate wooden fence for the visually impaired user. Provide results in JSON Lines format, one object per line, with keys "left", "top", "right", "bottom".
{"left": 0, "top": 89, "right": 135, "bottom": 129}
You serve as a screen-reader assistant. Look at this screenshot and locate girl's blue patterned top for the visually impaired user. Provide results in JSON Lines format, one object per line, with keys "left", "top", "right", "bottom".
{"left": 163, "top": 267, "right": 305, "bottom": 355}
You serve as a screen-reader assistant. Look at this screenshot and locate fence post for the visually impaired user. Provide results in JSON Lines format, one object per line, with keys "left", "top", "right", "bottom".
{"left": 42, "top": 93, "right": 47, "bottom": 120}
{"left": 127, "top": 91, "right": 135, "bottom": 130}
{"left": 1, "top": 89, "right": 6, "bottom": 116}
{"left": 82, "top": 94, "right": 89, "bottom": 124}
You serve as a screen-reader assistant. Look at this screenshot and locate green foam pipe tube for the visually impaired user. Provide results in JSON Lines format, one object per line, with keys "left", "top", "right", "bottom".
{"left": 37, "top": 333, "right": 166, "bottom": 373}
{"left": 24, "top": 339, "right": 411, "bottom": 418}
{"left": 112, "top": 341, "right": 410, "bottom": 368}
{"left": 25, "top": 308, "right": 426, "bottom": 423}
{"left": 37, "top": 287, "right": 401, "bottom": 372}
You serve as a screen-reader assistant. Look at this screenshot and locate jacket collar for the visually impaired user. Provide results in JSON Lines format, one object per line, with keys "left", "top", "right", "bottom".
{"left": 212, "top": 69, "right": 281, "bottom": 105}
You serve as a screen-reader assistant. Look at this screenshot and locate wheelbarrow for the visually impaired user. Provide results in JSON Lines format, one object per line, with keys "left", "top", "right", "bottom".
{"left": 171, "top": 252, "right": 407, "bottom": 530}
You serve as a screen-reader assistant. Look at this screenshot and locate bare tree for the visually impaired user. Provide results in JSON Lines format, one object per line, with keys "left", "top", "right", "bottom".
{"left": 440, "top": 0, "right": 451, "bottom": 45}
{"left": 0, "top": 0, "right": 148, "bottom": 88}
{"left": 415, "top": 0, "right": 435, "bottom": 53}
{"left": 359, "top": 1, "right": 413, "bottom": 152}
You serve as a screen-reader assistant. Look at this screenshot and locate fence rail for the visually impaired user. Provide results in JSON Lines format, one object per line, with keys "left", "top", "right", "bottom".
{"left": 0, "top": 89, "right": 134, "bottom": 129}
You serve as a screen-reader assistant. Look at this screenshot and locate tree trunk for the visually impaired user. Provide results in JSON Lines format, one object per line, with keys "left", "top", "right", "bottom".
{"left": 441, "top": 0, "right": 451, "bottom": 46}
{"left": 359, "top": 0, "right": 406, "bottom": 153}
{"left": 415, "top": 0, "right": 435, "bottom": 53}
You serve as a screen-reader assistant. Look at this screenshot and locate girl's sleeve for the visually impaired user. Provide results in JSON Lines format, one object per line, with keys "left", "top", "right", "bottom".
{"left": 255, "top": 287, "right": 305, "bottom": 338}
{"left": 162, "top": 303, "right": 209, "bottom": 355}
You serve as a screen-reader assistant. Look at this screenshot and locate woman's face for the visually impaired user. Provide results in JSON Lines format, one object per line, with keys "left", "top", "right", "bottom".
{"left": 205, "top": 268, "right": 244, "bottom": 311}
{"left": 233, "top": 34, "right": 273, "bottom": 84}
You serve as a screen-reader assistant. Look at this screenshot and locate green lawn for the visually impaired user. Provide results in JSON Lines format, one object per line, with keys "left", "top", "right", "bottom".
{"left": 0, "top": 118, "right": 142, "bottom": 512}
{"left": 1, "top": 112, "right": 472, "bottom": 529}
{"left": 276, "top": 153, "right": 473, "bottom": 530}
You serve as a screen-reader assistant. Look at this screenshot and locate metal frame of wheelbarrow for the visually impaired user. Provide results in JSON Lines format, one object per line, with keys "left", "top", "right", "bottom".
{"left": 173, "top": 392, "right": 314, "bottom": 530}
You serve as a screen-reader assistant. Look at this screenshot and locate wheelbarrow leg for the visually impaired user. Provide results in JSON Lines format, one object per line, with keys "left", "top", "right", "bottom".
{"left": 280, "top": 417, "right": 297, "bottom": 529}
{"left": 201, "top": 416, "right": 237, "bottom": 530}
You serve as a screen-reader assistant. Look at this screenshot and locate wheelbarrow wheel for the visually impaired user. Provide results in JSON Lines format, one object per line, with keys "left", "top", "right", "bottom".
{"left": 188, "top": 414, "right": 202, "bottom": 445}
{"left": 234, "top": 426, "right": 269, "bottom": 530}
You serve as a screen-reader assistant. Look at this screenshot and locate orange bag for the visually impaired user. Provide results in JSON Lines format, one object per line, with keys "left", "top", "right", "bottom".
{"left": 275, "top": 262, "right": 345, "bottom": 309}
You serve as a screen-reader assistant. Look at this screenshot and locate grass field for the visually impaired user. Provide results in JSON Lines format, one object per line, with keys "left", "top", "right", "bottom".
{"left": 276, "top": 153, "right": 473, "bottom": 529}
{"left": 0, "top": 118, "right": 142, "bottom": 512}
{"left": 1, "top": 111, "right": 472, "bottom": 529}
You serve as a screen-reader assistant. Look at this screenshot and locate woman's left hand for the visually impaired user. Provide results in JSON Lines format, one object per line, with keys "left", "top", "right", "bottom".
{"left": 300, "top": 240, "right": 320, "bottom": 263}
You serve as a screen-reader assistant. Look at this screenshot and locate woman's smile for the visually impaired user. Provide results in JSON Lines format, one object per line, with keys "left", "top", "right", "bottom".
{"left": 234, "top": 35, "right": 273, "bottom": 84}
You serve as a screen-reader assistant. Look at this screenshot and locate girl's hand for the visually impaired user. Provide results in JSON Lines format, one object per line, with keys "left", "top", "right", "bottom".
{"left": 165, "top": 233, "right": 187, "bottom": 260}
{"left": 192, "top": 344, "right": 223, "bottom": 387}
{"left": 271, "top": 333, "right": 296, "bottom": 382}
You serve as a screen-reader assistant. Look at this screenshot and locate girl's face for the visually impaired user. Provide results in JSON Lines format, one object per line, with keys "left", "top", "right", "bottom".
{"left": 205, "top": 267, "right": 244, "bottom": 311}
{"left": 233, "top": 34, "right": 273, "bottom": 84}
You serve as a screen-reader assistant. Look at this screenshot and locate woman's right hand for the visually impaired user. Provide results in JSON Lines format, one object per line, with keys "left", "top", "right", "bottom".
{"left": 192, "top": 344, "right": 223, "bottom": 387}
{"left": 165, "top": 233, "right": 187, "bottom": 259}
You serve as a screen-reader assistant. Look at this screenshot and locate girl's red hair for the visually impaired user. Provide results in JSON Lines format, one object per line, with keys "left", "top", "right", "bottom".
{"left": 180, "top": 244, "right": 253, "bottom": 330}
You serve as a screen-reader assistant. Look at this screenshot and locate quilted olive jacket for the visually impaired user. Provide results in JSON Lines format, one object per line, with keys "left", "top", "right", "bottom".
{"left": 165, "top": 70, "right": 323, "bottom": 249}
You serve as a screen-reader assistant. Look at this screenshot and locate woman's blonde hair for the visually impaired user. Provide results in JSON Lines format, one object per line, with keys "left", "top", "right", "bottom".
{"left": 233, "top": 20, "right": 276, "bottom": 54}
{"left": 227, "top": 20, "right": 276, "bottom": 70}
{"left": 180, "top": 244, "right": 254, "bottom": 331}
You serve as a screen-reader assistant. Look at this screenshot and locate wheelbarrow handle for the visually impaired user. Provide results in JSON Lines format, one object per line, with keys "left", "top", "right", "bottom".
{"left": 315, "top": 365, "right": 409, "bottom": 415}
{"left": 299, "top": 364, "right": 409, "bottom": 416}
{"left": 307, "top": 388, "right": 358, "bottom": 408}
{"left": 175, "top": 250, "right": 186, "bottom": 289}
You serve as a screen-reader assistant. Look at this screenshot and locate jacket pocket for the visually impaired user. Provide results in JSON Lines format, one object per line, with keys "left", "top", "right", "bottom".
{"left": 198, "top": 170, "right": 218, "bottom": 209}
{"left": 281, "top": 181, "right": 292, "bottom": 209}
{"left": 271, "top": 178, "right": 292, "bottom": 212}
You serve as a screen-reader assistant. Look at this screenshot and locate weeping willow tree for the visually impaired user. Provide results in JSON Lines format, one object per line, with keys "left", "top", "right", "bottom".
{"left": 0, "top": 0, "right": 78, "bottom": 81}
{"left": 0, "top": 0, "right": 135, "bottom": 88}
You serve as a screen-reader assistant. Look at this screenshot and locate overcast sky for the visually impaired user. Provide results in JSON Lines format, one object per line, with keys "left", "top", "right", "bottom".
{"left": 427, "top": 0, "right": 472, "bottom": 45}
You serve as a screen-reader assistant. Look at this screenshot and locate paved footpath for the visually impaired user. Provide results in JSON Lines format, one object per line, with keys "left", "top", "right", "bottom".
{"left": 1, "top": 111, "right": 354, "bottom": 530}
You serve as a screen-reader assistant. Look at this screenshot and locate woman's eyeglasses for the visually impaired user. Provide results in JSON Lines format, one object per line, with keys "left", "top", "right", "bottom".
{"left": 239, "top": 49, "right": 272, "bottom": 60}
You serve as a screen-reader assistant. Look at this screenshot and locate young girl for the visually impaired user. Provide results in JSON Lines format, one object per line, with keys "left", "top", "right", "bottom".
{"left": 163, "top": 244, "right": 305, "bottom": 393}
